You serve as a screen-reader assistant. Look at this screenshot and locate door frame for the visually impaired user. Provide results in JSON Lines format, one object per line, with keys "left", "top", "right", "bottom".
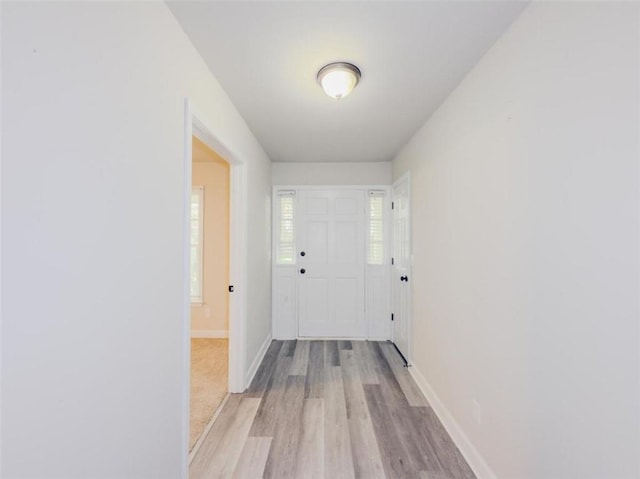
{"left": 271, "top": 185, "right": 392, "bottom": 340}
{"left": 181, "top": 99, "right": 247, "bottom": 474}
{"left": 392, "top": 172, "right": 412, "bottom": 364}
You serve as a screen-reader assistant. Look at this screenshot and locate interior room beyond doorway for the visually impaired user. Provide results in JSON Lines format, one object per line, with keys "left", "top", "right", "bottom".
{"left": 189, "top": 135, "right": 230, "bottom": 451}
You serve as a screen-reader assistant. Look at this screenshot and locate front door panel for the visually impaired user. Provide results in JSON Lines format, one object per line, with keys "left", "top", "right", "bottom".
{"left": 297, "top": 189, "right": 365, "bottom": 337}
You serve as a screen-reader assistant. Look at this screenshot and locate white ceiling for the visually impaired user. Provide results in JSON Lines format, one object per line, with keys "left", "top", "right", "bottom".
{"left": 168, "top": 1, "right": 528, "bottom": 163}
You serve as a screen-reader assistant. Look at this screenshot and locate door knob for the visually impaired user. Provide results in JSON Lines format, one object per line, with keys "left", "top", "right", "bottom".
{"left": 300, "top": 251, "right": 306, "bottom": 257}
{"left": 400, "top": 275, "right": 408, "bottom": 282}
{"left": 300, "top": 268, "right": 306, "bottom": 274}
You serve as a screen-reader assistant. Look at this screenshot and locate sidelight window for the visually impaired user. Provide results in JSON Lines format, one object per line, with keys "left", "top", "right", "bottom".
{"left": 368, "top": 191, "right": 385, "bottom": 265}
{"left": 190, "top": 186, "right": 204, "bottom": 303}
{"left": 276, "top": 191, "right": 296, "bottom": 265}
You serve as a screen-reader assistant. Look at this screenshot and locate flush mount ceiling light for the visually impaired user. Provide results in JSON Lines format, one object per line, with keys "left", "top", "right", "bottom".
{"left": 317, "top": 62, "right": 361, "bottom": 100}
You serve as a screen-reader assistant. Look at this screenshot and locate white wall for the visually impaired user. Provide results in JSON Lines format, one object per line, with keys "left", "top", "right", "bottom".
{"left": 272, "top": 161, "right": 391, "bottom": 185}
{"left": 1, "top": 3, "right": 271, "bottom": 478}
{"left": 393, "top": 3, "right": 639, "bottom": 478}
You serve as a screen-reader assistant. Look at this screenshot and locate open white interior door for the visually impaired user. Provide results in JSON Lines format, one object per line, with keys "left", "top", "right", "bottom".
{"left": 392, "top": 174, "right": 411, "bottom": 364}
{"left": 297, "top": 189, "right": 366, "bottom": 337}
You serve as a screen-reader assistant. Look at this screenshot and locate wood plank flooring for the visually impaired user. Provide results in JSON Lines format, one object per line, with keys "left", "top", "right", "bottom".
{"left": 190, "top": 340, "right": 476, "bottom": 479}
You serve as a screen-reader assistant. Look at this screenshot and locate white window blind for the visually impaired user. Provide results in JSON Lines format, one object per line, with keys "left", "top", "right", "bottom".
{"left": 190, "top": 186, "right": 204, "bottom": 303}
{"left": 368, "top": 191, "right": 385, "bottom": 265}
{"left": 277, "top": 191, "right": 296, "bottom": 265}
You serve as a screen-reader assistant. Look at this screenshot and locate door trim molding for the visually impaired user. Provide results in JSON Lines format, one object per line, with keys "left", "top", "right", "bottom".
{"left": 181, "top": 98, "right": 248, "bottom": 477}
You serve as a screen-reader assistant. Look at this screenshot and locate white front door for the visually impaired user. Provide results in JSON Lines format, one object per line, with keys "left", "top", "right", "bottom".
{"left": 297, "top": 189, "right": 366, "bottom": 337}
{"left": 392, "top": 174, "right": 411, "bottom": 363}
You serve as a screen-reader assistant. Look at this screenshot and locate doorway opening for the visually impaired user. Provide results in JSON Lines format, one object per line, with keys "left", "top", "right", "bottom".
{"left": 271, "top": 186, "right": 391, "bottom": 340}
{"left": 188, "top": 135, "right": 230, "bottom": 452}
{"left": 182, "top": 100, "right": 248, "bottom": 475}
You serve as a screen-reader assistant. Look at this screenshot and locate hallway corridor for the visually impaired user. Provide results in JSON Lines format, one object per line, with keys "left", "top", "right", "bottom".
{"left": 189, "top": 340, "right": 475, "bottom": 479}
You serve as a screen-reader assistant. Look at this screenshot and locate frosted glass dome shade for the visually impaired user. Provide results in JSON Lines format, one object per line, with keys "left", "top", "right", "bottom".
{"left": 317, "top": 62, "right": 361, "bottom": 100}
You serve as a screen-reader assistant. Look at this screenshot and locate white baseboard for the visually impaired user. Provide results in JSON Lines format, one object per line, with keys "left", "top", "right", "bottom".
{"left": 409, "top": 364, "right": 497, "bottom": 479}
{"left": 245, "top": 333, "right": 272, "bottom": 389}
{"left": 190, "top": 329, "right": 228, "bottom": 338}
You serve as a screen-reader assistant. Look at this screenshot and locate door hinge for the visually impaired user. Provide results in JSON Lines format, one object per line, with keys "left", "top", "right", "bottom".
{"left": 391, "top": 313, "right": 394, "bottom": 322}
{"left": 228, "top": 285, "right": 234, "bottom": 293}
{"left": 392, "top": 201, "right": 395, "bottom": 210}
{"left": 391, "top": 257, "right": 395, "bottom": 265}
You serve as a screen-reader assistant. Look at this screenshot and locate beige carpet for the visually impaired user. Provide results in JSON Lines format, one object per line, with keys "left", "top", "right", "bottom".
{"left": 190, "top": 338, "right": 228, "bottom": 451}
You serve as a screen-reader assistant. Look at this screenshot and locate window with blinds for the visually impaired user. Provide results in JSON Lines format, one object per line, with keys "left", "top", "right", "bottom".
{"left": 190, "top": 186, "right": 204, "bottom": 303}
{"left": 368, "top": 191, "right": 385, "bottom": 265}
{"left": 277, "top": 191, "right": 296, "bottom": 265}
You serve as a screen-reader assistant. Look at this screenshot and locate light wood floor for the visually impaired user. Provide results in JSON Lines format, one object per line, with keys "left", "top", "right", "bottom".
{"left": 190, "top": 338, "right": 228, "bottom": 451}
{"left": 190, "top": 340, "right": 476, "bottom": 479}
